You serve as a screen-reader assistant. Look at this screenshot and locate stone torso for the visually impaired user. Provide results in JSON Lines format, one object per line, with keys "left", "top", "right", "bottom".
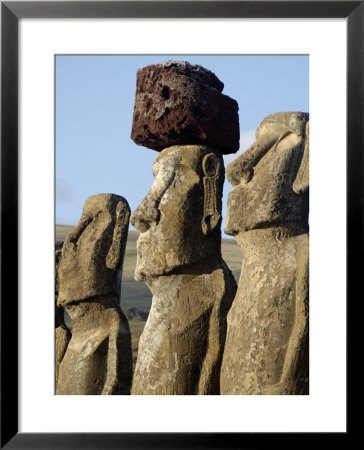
{"left": 220, "top": 226, "right": 309, "bottom": 395}
{"left": 132, "top": 263, "right": 236, "bottom": 395}
{"left": 56, "top": 296, "right": 133, "bottom": 395}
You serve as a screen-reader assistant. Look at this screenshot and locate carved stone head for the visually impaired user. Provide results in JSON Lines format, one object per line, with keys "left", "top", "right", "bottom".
{"left": 224, "top": 112, "right": 309, "bottom": 236}
{"left": 57, "top": 193, "right": 130, "bottom": 306}
{"left": 131, "top": 145, "right": 224, "bottom": 281}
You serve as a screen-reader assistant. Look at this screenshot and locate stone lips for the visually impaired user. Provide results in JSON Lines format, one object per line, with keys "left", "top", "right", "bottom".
{"left": 131, "top": 61, "right": 240, "bottom": 154}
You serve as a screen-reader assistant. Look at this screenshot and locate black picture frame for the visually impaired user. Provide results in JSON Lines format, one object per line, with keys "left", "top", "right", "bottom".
{"left": 1, "top": 1, "right": 358, "bottom": 448}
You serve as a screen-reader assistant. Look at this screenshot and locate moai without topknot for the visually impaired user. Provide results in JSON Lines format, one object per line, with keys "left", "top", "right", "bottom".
{"left": 130, "top": 61, "right": 239, "bottom": 395}
{"left": 56, "top": 194, "right": 133, "bottom": 395}
{"left": 220, "top": 112, "right": 309, "bottom": 395}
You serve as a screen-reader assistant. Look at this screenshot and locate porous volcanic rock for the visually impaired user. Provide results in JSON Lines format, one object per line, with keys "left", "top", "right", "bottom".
{"left": 131, "top": 61, "right": 240, "bottom": 154}
{"left": 57, "top": 194, "right": 130, "bottom": 306}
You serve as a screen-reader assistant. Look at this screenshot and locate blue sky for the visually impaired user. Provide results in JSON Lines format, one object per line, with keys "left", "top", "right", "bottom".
{"left": 56, "top": 55, "right": 308, "bottom": 237}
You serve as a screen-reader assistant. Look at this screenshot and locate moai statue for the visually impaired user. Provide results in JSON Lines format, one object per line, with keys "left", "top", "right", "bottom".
{"left": 55, "top": 240, "right": 71, "bottom": 389}
{"left": 56, "top": 194, "right": 133, "bottom": 395}
{"left": 130, "top": 61, "right": 239, "bottom": 395}
{"left": 220, "top": 112, "right": 309, "bottom": 395}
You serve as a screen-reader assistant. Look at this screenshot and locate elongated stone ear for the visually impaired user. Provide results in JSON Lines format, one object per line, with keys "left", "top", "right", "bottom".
{"left": 201, "top": 153, "right": 221, "bottom": 235}
{"left": 293, "top": 120, "right": 309, "bottom": 195}
{"left": 106, "top": 199, "right": 130, "bottom": 270}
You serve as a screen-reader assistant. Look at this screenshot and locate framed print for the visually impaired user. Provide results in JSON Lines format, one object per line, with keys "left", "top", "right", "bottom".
{"left": 1, "top": 1, "right": 359, "bottom": 448}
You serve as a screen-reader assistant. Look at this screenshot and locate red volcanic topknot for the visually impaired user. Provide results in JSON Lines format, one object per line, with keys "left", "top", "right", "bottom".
{"left": 130, "top": 61, "right": 240, "bottom": 154}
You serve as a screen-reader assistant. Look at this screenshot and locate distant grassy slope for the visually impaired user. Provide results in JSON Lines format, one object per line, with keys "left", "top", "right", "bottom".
{"left": 129, "top": 320, "right": 146, "bottom": 368}
{"left": 56, "top": 224, "right": 75, "bottom": 242}
{"left": 119, "top": 230, "right": 152, "bottom": 313}
{"left": 221, "top": 237, "right": 242, "bottom": 283}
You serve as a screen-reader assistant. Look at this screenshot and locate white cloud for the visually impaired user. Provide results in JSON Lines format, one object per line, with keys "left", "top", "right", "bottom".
{"left": 56, "top": 180, "right": 72, "bottom": 203}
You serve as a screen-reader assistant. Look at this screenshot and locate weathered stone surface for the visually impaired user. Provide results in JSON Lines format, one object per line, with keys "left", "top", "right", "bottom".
{"left": 130, "top": 145, "right": 237, "bottom": 394}
{"left": 225, "top": 111, "right": 309, "bottom": 234}
{"left": 56, "top": 194, "right": 133, "bottom": 395}
{"left": 220, "top": 112, "right": 309, "bottom": 395}
{"left": 55, "top": 240, "right": 71, "bottom": 389}
{"left": 57, "top": 194, "right": 130, "bottom": 306}
{"left": 56, "top": 297, "right": 132, "bottom": 395}
{"left": 131, "top": 61, "right": 240, "bottom": 154}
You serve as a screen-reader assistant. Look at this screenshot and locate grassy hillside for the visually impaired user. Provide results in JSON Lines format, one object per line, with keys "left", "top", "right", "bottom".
{"left": 56, "top": 224, "right": 242, "bottom": 364}
{"left": 129, "top": 319, "right": 146, "bottom": 368}
{"left": 56, "top": 224, "right": 75, "bottom": 242}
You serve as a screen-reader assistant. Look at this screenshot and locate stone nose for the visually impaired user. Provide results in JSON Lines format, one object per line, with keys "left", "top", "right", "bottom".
{"left": 226, "top": 132, "right": 289, "bottom": 187}
{"left": 131, "top": 166, "right": 175, "bottom": 233}
{"left": 130, "top": 196, "right": 160, "bottom": 233}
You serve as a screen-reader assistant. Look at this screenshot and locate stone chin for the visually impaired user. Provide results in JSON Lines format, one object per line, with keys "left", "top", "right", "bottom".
{"left": 223, "top": 184, "right": 249, "bottom": 236}
{"left": 133, "top": 236, "right": 184, "bottom": 281}
{"left": 134, "top": 261, "right": 177, "bottom": 282}
{"left": 133, "top": 228, "right": 215, "bottom": 282}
